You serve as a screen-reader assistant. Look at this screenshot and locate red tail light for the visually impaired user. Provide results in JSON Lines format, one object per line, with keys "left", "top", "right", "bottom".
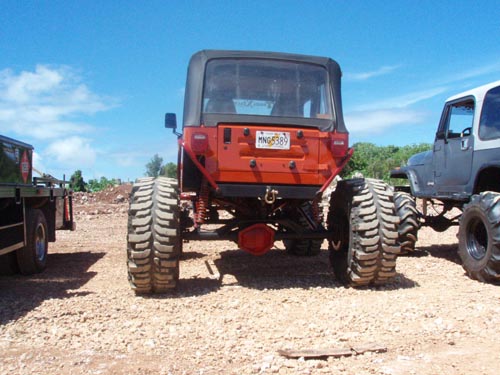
{"left": 329, "top": 132, "right": 348, "bottom": 158}
{"left": 191, "top": 132, "right": 209, "bottom": 154}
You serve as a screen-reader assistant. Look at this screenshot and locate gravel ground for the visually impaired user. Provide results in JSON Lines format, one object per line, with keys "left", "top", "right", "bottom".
{"left": 1, "top": 199, "right": 500, "bottom": 375}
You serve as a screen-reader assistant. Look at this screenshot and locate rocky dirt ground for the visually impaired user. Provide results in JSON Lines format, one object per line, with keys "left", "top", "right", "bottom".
{"left": 1, "top": 186, "right": 500, "bottom": 375}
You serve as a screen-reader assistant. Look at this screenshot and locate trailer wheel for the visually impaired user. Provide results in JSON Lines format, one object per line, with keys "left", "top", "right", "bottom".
{"left": 284, "top": 202, "right": 323, "bottom": 256}
{"left": 17, "top": 208, "right": 48, "bottom": 275}
{"left": 458, "top": 192, "right": 500, "bottom": 283}
{"left": 327, "top": 179, "right": 400, "bottom": 286}
{"left": 127, "top": 177, "right": 181, "bottom": 294}
{"left": 394, "top": 191, "right": 419, "bottom": 254}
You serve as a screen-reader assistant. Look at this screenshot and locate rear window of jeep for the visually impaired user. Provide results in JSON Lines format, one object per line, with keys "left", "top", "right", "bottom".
{"left": 202, "top": 58, "right": 332, "bottom": 119}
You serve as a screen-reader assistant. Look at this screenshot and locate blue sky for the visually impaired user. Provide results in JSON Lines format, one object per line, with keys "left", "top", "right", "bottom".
{"left": 1, "top": 0, "right": 499, "bottom": 182}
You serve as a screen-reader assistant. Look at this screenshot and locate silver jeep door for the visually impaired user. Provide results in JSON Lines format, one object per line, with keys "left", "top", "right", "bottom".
{"left": 433, "top": 98, "right": 475, "bottom": 193}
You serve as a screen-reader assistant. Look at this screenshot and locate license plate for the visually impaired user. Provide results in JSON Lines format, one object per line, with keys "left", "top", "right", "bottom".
{"left": 256, "top": 131, "right": 290, "bottom": 150}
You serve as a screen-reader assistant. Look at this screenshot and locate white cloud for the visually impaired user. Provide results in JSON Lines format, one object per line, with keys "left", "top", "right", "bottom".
{"left": 344, "top": 59, "right": 500, "bottom": 139}
{"left": 0, "top": 65, "right": 64, "bottom": 103}
{"left": 440, "top": 61, "right": 500, "bottom": 86}
{"left": 353, "top": 86, "right": 448, "bottom": 112}
{"left": 344, "top": 85, "right": 443, "bottom": 135}
{"left": 346, "top": 109, "right": 427, "bottom": 135}
{"left": 0, "top": 65, "right": 115, "bottom": 140}
{"left": 31, "top": 151, "right": 45, "bottom": 175}
{"left": 44, "top": 136, "right": 97, "bottom": 168}
{"left": 0, "top": 64, "right": 117, "bottom": 174}
{"left": 345, "top": 65, "right": 401, "bottom": 81}
{"left": 110, "top": 151, "right": 144, "bottom": 168}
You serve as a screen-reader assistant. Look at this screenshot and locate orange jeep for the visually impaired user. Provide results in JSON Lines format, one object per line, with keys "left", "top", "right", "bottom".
{"left": 127, "top": 50, "right": 400, "bottom": 294}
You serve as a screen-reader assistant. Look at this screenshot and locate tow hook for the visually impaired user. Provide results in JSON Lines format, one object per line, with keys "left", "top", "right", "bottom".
{"left": 264, "top": 186, "right": 278, "bottom": 204}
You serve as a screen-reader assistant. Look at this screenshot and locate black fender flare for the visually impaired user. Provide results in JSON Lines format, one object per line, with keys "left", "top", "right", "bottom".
{"left": 390, "top": 167, "right": 421, "bottom": 196}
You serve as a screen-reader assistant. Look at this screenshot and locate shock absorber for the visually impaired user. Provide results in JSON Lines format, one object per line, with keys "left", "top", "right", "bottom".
{"left": 195, "top": 179, "right": 209, "bottom": 225}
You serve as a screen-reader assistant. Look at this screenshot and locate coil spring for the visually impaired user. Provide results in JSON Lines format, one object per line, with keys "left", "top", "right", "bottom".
{"left": 195, "top": 179, "right": 209, "bottom": 224}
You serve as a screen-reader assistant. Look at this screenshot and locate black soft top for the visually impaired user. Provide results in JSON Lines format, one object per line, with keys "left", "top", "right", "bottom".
{"left": 182, "top": 50, "right": 347, "bottom": 133}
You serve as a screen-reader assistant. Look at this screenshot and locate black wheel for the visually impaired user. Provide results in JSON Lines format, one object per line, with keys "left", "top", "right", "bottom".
{"left": 17, "top": 208, "right": 48, "bottom": 275}
{"left": 127, "top": 177, "right": 181, "bottom": 294}
{"left": 394, "top": 191, "right": 419, "bottom": 254}
{"left": 458, "top": 192, "right": 500, "bottom": 283}
{"left": 284, "top": 201, "right": 323, "bottom": 256}
{"left": 327, "top": 178, "right": 400, "bottom": 286}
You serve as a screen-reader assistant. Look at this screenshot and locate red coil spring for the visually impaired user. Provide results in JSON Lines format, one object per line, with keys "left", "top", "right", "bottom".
{"left": 195, "top": 179, "right": 209, "bottom": 224}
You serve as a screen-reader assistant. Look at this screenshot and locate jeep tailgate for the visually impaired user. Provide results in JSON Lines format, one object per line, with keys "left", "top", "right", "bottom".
{"left": 215, "top": 125, "right": 331, "bottom": 185}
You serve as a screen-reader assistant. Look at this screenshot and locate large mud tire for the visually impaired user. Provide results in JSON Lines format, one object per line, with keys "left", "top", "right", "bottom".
{"left": 127, "top": 177, "right": 181, "bottom": 294}
{"left": 458, "top": 192, "right": 500, "bottom": 283}
{"left": 327, "top": 178, "right": 400, "bottom": 286}
{"left": 394, "top": 191, "right": 419, "bottom": 254}
{"left": 17, "top": 208, "right": 48, "bottom": 275}
{"left": 284, "top": 202, "right": 323, "bottom": 256}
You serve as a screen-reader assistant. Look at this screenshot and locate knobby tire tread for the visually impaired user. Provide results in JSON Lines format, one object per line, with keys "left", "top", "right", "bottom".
{"left": 458, "top": 192, "right": 500, "bottom": 283}
{"left": 394, "top": 191, "right": 419, "bottom": 254}
{"left": 328, "top": 178, "right": 400, "bottom": 287}
{"left": 127, "top": 177, "right": 181, "bottom": 294}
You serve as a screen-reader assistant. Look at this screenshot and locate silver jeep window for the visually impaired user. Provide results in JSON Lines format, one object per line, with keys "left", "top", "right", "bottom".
{"left": 479, "top": 85, "right": 500, "bottom": 140}
{"left": 438, "top": 99, "right": 474, "bottom": 139}
{"left": 202, "top": 58, "right": 332, "bottom": 119}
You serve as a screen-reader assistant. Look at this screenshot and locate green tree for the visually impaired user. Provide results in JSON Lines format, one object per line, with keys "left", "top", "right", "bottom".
{"left": 160, "top": 162, "right": 177, "bottom": 178}
{"left": 145, "top": 154, "right": 163, "bottom": 178}
{"left": 340, "top": 142, "right": 374, "bottom": 178}
{"left": 88, "top": 176, "right": 118, "bottom": 192}
{"left": 342, "top": 142, "right": 432, "bottom": 182}
{"left": 70, "top": 170, "right": 87, "bottom": 192}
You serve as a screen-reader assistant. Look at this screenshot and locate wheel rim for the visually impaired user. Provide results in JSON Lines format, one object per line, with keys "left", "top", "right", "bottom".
{"left": 35, "top": 223, "right": 47, "bottom": 262}
{"left": 466, "top": 217, "right": 488, "bottom": 261}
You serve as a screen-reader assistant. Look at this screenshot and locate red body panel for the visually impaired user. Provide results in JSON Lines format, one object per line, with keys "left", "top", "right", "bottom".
{"left": 183, "top": 125, "right": 348, "bottom": 186}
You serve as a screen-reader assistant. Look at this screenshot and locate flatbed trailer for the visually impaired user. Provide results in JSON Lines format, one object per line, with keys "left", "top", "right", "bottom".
{"left": 0, "top": 135, "right": 74, "bottom": 275}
